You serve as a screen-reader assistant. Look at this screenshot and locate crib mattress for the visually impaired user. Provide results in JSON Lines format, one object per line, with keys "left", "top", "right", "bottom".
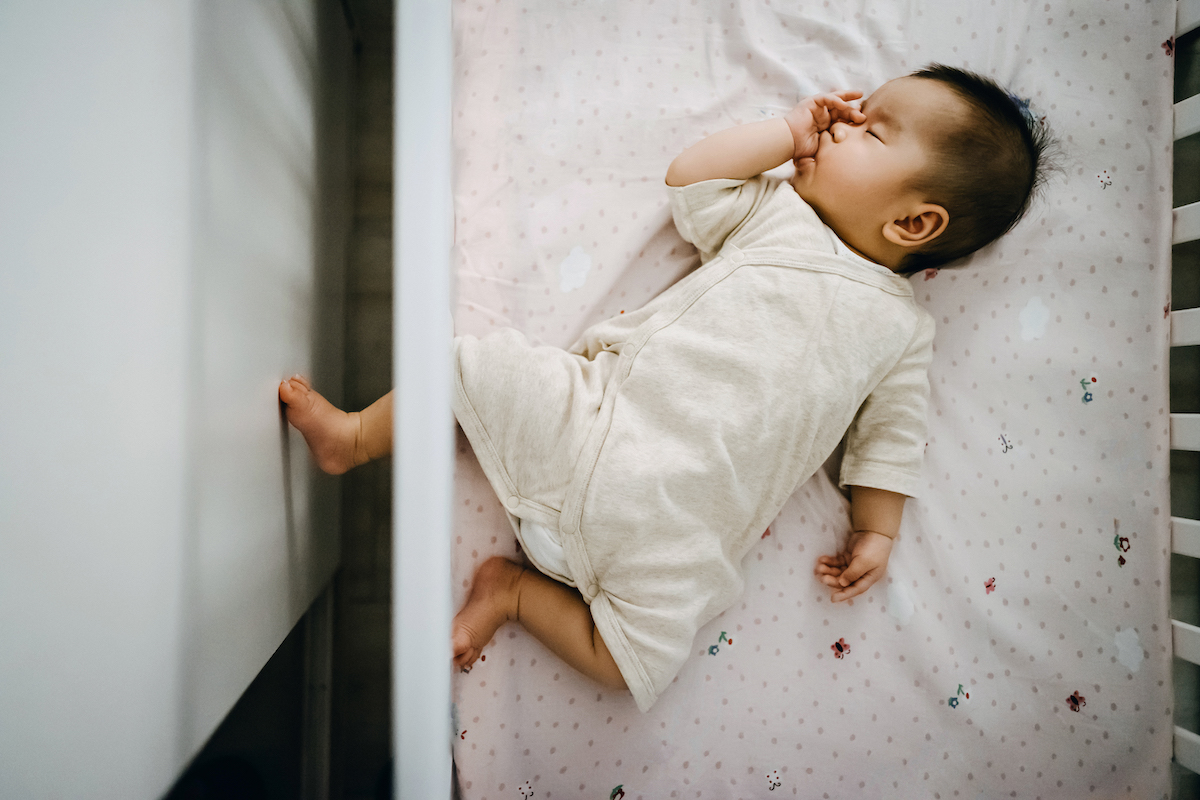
{"left": 449, "top": 0, "right": 1177, "bottom": 796}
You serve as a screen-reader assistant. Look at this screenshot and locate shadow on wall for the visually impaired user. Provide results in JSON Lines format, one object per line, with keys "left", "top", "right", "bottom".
{"left": 166, "top": 756, "right": 265, "bottom": 800}
{"left": 167, "top": 755, "right": 393, "bottom": 800}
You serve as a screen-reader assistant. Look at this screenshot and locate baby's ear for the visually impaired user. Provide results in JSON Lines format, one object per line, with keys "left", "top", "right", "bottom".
{"left": 884, "top": 203, "right": 948, "bottom": 248}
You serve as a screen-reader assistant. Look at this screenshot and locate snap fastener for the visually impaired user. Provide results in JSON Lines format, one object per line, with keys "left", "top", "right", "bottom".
{"left": 585, "top": 583, "right": 600, "bottom": 599}
{"left": 505, "top": 495, "right": 520, "bottom": 510}
{"left": 563, "top": 521, "right": 576, "bottom": 534}
{"left": 730, "top": 251, "right": 744, "bottom": 263}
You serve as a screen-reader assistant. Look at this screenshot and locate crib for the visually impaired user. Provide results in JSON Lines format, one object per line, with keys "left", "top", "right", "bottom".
{"left": 391, "top": 0, "right": 1200, "bottom": 796}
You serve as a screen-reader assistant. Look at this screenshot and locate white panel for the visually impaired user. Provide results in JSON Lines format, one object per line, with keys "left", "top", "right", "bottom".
{"left": 0, "top": 1, "right": 350, "bottom": 797}
{"left": 1174, "top": 518, "right": 1200, "bottom": 559}
{"left": 1181, "top": 0, "right": 1200, "bottom": 37}
{"left": 1174, "top": 619, "right": 1200, "bottom": 666}
{"left": 1177, "top": 727, "right": 1200, "bottom": 775}
{"left": 0, "top": 4, "right": 192, "bottom": 798}
{"left": 1178, "top": 94, "right": 1200, "bottom": 141}
{"left": 1177, "top": 201, "right": 1200, "bottom": 246}
{"left": 1173, "top": 414, "right": 1200, "bottom": 451}
{"left": 1173, "top": 307, "right": 1200, "bottom": 347}
{"left": 394, "top": 0, "right": 454, "bottom": 796}
{"left": 185, "top": 0, "right": 344, "bottom": 756}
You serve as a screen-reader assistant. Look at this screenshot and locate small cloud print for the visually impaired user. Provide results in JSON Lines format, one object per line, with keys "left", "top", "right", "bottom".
{"left": 887, "top": 582, "right": 915, "bottom": 624}
{"left": 558, "top": 245, "right": 592, "bottom": 292}
{"left": 1115, "top": 628, "right": 1144, "bottom": 672}
{"left": 1019, "top": 296, "right": 1050, "bottom": 341}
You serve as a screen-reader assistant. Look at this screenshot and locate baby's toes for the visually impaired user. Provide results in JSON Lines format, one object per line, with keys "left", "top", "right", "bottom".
{"left": 452, "top": 628, "right": 481, "bottom": 671}
{"left": 278, "top": 377, "right": 310, "bottom": 408}
{"left": 455, "top": 650, "right": 480, "bottom": 673}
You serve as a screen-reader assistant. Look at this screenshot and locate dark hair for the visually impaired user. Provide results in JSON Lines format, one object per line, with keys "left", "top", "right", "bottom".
{"left": 897, "top": 64, "right": 1060, "bottom": 275}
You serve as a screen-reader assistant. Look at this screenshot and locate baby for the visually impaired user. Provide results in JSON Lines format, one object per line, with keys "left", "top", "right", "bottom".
{"left": 281, "top": 64, "right": 1055, "bottom": 712}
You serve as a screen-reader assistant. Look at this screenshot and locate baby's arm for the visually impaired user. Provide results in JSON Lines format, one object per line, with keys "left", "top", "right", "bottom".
{"left": 815, "top": 486, "right": 905, "bottom": 602}
{"left": 665, "top": 91, "right": 865, "bottom": 187}
{"left": 848, "top": 485, "right": 905, "bottom": 539}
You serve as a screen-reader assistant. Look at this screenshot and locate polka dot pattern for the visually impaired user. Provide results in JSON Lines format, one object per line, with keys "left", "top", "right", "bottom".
{"left": 450, "top": 0, "right": 1175, "bottom": 797}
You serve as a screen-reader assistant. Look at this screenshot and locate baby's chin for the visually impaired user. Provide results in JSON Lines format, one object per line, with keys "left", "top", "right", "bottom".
{"left": 788, "top": 168, "right": 818, "bottom": 200}
{"left": 789, "top": 180, "right": 837, "bottom": 229}
{"left": 790, "top": 154, "right": 817, "bottom": 179}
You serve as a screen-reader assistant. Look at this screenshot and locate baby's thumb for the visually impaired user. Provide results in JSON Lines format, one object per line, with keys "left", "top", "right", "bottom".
{"left": 838, "top": 557, "right": 872, "bottom": 586}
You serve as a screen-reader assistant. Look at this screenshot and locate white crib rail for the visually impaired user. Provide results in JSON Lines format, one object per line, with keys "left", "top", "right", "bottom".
{"left": 1174, "top": 415, "right": 1200, "bottom": 450}
{"left": 1175, "top": 307, "right": 1200, "bottom": 346}
{"left": 1182, "top": 0, "right": 1200, "bottom": 37}
{"left": 1177, "top": 202, "right": 1200, "bottom": 246}
{"left": 1175, "top": 517, "right": 1200, "bottom": 558}
{"left": 1179, "top": 726, "right": 1200, "bottom": 775}
{"left": 1171, "top": 3, "right": 1200, "bottom": 780}
{"left": 1179, "top": 94, "right": 1200, "bottom": 140}
{"left": 393, "top": 0, "right": 454, "bottom": 796}
{"left": 1176, "top": 619, "right": 1200, "bottom": 664}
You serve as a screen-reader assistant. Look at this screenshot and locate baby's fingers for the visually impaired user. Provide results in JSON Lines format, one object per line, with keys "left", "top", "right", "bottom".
{"left": 818, "top": 574, "right": 845, "bottom": 589}
{"left": 830, "top": 582, "right": 870, "bottom": 603}
{"left": 839, "top": 557, "right": 872, "bottom": 586}
{"left": 814, "top": 555, "right": 847, "bottom": 574}
{"left": 813, "top": 92, "right": 866, "bottom": 124}
{"left": 831, "top": 574, "right": 874, "bottom": 602}
{"left": 815, "top": 565, "right": 843, "bottom": 582}
{"left": 831, "top": 566, "right": 883, "bottom": 603}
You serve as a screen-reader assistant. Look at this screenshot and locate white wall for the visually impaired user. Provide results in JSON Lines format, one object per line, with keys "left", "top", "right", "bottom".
{"left": 0, "top": 2, "right": 352, "bottom": 797}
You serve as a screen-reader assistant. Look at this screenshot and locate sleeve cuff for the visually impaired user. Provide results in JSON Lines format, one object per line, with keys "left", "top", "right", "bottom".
{"left": 839, "top": 458, "right": 923, "bottom": 500}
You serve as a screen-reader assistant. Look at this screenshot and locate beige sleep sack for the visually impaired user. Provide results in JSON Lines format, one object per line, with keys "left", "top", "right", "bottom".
{"left": 452, "top": 175, "right": 936, "bottom": 711}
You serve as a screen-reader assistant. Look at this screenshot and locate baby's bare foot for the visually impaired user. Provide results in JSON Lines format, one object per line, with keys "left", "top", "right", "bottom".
{"left": 453, "top": 556, "right": 524, "bottom": 672}
{"left": 278, "top": 376, "right": 366, "bottom": 475}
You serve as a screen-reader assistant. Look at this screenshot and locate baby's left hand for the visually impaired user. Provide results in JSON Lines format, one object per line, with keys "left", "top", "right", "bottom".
{"left": 815, "top": 529, "right": 893, "bottom": 603}
{"left": 784, "top": 91, "right": 866, "bottom": 162}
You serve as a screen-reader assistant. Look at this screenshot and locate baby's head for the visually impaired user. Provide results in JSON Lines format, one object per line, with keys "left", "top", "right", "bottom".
{"left": 789, "top": 64, "right": 1057, "bottom": 273}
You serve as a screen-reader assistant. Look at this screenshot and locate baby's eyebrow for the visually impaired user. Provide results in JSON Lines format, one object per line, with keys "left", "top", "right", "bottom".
{"left": 862, "top": 99, "right": 901, "bottom": 133}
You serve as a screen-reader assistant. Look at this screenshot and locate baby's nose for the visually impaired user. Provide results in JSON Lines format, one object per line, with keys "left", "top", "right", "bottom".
{"left": 829, "top": 120, "right": 853, "bottom": 143}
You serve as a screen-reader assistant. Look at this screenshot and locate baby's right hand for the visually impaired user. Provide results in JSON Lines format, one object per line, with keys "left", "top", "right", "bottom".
{"left": 815, "top": 528, "right": 893, "bottom": 603}
{"left": 784, "top": 91, "right": 866, "bottom": 162}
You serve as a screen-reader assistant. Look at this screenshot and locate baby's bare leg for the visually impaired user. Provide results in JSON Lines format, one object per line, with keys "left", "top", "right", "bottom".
{"left": 278, "top": 377, "right": 393, "bottom": 474}
{"left": 355, "top": 390, "right": 393, "bottom": 461}
{"left": 452, "top": 556, "right": 627, "bottom": 691}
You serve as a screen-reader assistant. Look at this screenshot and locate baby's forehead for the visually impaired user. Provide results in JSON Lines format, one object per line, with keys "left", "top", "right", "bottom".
{"left": 866, "top": 77, "right": 968, "bottom": 133}
{"left": 868, "top": 76, "right": 959, "bottom": 111}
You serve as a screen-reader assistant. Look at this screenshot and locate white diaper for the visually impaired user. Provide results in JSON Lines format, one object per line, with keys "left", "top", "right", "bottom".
{"left": 517, "top": 518, "right": 572, "bottom": 582}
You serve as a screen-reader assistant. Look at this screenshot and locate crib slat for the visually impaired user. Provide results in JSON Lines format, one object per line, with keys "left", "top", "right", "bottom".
{"left": 1173, "top": 517, "right": 1200, "bottom": 558}
{"left": 1173, "top": 308, "right": 1200, "bottom": 347}
{"left": 1177, "top": 202, "right": 1200, "bottom": 246}
{"left": 1181, "top": 0, "right": 1200, "bottom": 37}
{"left": 394, "top": 0, "right": 454, "bottom": 795}
{"left": 1172, "top": 414, "right": 1200, "bottom": 450}
{"left": 1174, "top": 619, "right": 1200, "bottom": 665}
{"left": 1178, "top": 94, "right": 1200, "bottom": 142}
{"left": 1178, "top": 726, "right": 1200, "bottom": 775}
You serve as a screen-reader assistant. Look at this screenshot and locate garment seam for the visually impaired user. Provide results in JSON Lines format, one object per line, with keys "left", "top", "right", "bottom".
{"left": 555, "top": 250, "right": 751, "bottom": 707}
